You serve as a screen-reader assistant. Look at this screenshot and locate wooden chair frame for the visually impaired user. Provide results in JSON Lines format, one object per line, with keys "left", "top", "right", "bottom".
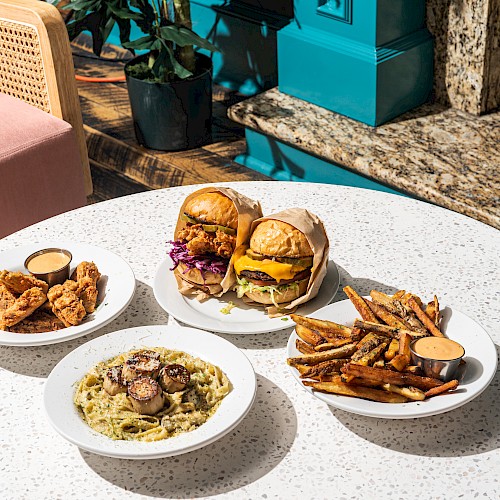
{"left": 0, "top": 0, "right": 92, "bottom": 195}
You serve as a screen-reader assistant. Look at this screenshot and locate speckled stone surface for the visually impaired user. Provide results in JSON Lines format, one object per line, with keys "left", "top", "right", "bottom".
{"left": 427, "top": 0, "right": 500, "bottom": 114}
{"left": 0, "top": 182, "right": 499, "bottom": 499}
{"left": 228, "top": 89, "right": 500, "bottom": 229}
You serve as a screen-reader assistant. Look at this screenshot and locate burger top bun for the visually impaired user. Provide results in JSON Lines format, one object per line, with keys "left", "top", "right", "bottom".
{"left": 250, "top": 220, "right": 313, "bottom": 258}
{"left": 184, "top": 192, "right": 238, "bottom": 230}
{"left": 174, "top": 262, "right": 223, "bottom": 286}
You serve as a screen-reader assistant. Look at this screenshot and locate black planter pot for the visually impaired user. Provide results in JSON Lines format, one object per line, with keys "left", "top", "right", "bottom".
{"left": 125, "top": 53, "right": 212, "bottom": 151}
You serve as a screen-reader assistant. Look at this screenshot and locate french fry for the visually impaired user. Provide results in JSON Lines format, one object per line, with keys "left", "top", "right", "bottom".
{"left": 425, "top": 379, "right": 459, "bottom": 397}
{"left": 387, "top": 354, "right": 409, "bottom": 372}
{"left": 303, "top": 377, "right": 408, "bottom": 403}
{"left": 340, "top": 375, "right": 381, "bottom": 387}
{"left": 300, "top": 359, "right": 349, "bottom": 378}
{"left": 295, "top": 324, "right": 326, "bottom": 347}
{"left": 393, "top": 290, "right": 406, "bottom": 300}
{"left": 296, "top": 338, "right": 316, "bottom": 355}
{"left": 433, "top": 295, "right": 440, "bottom": 327}
{"left": 291, "top": 314, "right": 353, "bottom": 337}
{"left": 294, "top": 364, "right": 310, "bottom": 376}
{"left": 382, "top": 384, "right": 425, "bottom": 401}
{"left": 287, "top": 344, "right": 357, "bottom": 366}
{"left": 315, "top": 338, "right": 353, "bottom": 351}
{"left": 342, "top": 363, "right": 443, "bottom": 390}
{"left": 404, "top": 365, "right": 423, "bottom": 375}
{"left": 387, "top": 331, "right": 411, "bottom": 371}
{"left": 344, "top": 286, "right": 380, "bottom": 323}
{"left": 385, "top": 339, "right": 400, "bottom": 361}
{"left": 373, "top": 358, "right": 385, "bottom": 368}
{"left": 399, "top": 332, "right": 411, "bottom": 358}
{"left": 355, "top": 333, "right": 378, "bottom": 350}
{"left": 366, "top": 301, "right": 410, "bottom": 329}
{"left": 352, "top": 336, "right": 384, "bottom": 361}
{"left": 370, "top": 290, "right": 402, "bottom": 317}
{"left": 426, "top": 300, "right": 437, "bottom": 324}
{"left": 408, "top": 297, "right": 444, "bottom": 337}
{"left": 352, "top": 342, "right": 388, "bottom": 367}
{"left": 354, "top": 319, "right": 428, "bottom": 339}
{"left": 318, "top": 374, "right": 339, "bottom": 382}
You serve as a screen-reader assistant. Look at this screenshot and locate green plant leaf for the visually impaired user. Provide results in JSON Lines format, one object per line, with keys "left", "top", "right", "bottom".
{"left": 159, "top": 25, "right": 219, "bottom": 52}
{"left": 159, "top": 38, "right": 193, "bottom": 79}
{"left": 122, "top": 34, "right": 156, "bottom": 50}
{"left": 107, "top": 3, "right": 142, "bottom": 20}
{"left": 116, "top": 17, "right": 133, "bottom": 50}
{"left": 129, "top": 0, "right": 157, "bottom": 34}
{"left": 63, "top": 0, "right": 102, "bottom": 11}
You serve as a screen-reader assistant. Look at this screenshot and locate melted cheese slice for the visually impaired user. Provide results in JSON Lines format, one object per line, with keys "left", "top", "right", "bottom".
{"left": 234, "top": 251, "right": 308, "bottom": 282}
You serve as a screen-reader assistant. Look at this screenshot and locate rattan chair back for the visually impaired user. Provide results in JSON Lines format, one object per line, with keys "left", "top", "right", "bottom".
{"left": 0, "top": 0, "right": 92, "bottom": 195}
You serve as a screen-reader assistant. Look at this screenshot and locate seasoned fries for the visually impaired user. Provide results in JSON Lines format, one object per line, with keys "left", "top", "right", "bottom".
{"left": 287, "top": 286, "right": 462, "bottom": 405}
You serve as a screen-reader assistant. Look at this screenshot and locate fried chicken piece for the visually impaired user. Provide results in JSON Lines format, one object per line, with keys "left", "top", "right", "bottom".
{"left": 50, "top": 278, "right": 97, "bottom": 314}
{"left": 0, "top": 284, "right": 16, "bottom": 311}
{"left": 7, "top": 310, "right": 66, "bottom": 333}
{"left": 1, "top": 287, "right": 47, "bottom": 327}
{"left": 0, "top": 270, "right": 48, "bottom": 294}
{"left": 71, "top": 261, "right": 101, "bottom": 285}
{"left": 48, "top": 285, "right": 86, "bottom": 327}
{"left": 178, "top": 225, "right": 236, "bottom": 259}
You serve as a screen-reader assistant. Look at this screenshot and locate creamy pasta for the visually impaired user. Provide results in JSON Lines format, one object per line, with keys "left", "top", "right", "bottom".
{"left": 74, "top": 348, "right": 230, "bottom": 441}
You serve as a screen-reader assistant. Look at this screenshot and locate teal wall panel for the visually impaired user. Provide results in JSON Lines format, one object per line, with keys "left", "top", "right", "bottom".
{"left": 235, "top": 128, "right": 407, "bottom": 197}
{"left": 278, "top": 0, "right": 433, "bottom": 126}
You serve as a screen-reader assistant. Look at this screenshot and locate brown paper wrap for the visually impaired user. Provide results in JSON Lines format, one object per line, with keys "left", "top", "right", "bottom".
{"left": 242, "top": 208, "right": 330, "bottom": 315}
{"left": 173, "top": 186, "right": 263, "bottom": 299}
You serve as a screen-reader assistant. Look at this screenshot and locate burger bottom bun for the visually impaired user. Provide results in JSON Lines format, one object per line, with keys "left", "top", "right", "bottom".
{"left": 175, "top": 262, "right": 223, "bottom": 286}
{"left": 243, "top": 278, "right": 309, "bottom": 305}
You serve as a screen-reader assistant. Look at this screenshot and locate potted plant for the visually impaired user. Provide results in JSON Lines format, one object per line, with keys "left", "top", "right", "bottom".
{"left": 63, "top": 0, "right": 219, "bottom": 151}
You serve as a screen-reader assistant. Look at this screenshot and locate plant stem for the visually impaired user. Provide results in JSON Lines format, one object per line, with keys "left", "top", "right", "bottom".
{"left": 173, "top": 0, "right": 195, "bottom": 73}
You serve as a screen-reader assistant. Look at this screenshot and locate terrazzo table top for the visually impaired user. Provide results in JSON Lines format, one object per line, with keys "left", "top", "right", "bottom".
{"left": 229, "top": 88, "right": 500, "bottom": 229}
{"left": 1, "top": 182, "right": 499, "bottom": 500}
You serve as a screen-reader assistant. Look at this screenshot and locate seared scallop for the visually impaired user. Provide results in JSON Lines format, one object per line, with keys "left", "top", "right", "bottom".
{"left": 122, "top": 353, "right": 161, "bottom": 382}
{"left": 103, "top": 365, "right": 128, "bottom": 396}
{"left": 128, "top": 377, "right": 164, "bottom": 415}
{"left": 159, "top": 364, "right": 191, "bottom": 393}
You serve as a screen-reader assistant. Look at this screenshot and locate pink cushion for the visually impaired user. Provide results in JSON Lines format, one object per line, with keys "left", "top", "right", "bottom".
{"left": 0, "top": 93, "right": 87, "bottom": 238}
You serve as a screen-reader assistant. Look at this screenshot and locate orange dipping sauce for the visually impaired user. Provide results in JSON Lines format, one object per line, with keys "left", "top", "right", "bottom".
{"left": 412, "top": 337, "right": 464, "bottom": 360}
{"left": 27, "top": 251, "right": 71, "bottom": 274}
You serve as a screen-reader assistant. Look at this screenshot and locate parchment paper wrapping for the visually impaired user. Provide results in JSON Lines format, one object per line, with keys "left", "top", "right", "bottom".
{"left": 173, "top": 186, "right": 263, "bottom": 299}
{"left": 244, "top": 208, "right": 330, "bottom": 315}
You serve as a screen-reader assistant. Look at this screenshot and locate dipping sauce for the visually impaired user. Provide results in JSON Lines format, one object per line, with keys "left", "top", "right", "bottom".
{"left": 27, "top": 251, "right": 71, "bottom": 273}
{"left": 412, "top": 337, "right": 464, "bottom": 360}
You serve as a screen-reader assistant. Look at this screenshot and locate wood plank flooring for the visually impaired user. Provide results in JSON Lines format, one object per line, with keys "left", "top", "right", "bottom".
{"left": 71, "top": 36, "right": 270, "bottom": 204}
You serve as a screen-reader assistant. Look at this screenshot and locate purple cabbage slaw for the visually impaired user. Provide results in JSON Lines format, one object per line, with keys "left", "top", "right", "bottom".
{"left": 168, "top": 240, "right": 228, "bottom": 276}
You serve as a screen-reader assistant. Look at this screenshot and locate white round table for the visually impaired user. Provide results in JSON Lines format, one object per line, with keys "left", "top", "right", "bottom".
{"left": 0, "top": 182, "right": 498, "bottom": 499}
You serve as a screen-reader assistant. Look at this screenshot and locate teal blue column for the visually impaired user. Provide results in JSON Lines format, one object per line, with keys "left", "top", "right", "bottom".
{"left": 278, "top": 0, "right": 433, "bottom": 126}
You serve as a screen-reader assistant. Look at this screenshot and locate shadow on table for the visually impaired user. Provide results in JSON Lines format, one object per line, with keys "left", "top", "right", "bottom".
{"left": 331, "top": 343, "right": 500, "bottom": 457}
{"left": 0, "top": 280, "right": 168, "bottom": 378}
{"left": 80, "top": 373, "right": 297, "bottom": 498}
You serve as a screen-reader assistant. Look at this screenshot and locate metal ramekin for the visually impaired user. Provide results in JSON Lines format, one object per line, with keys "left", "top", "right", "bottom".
{"left": 410, "top": 338, "right": 465, "bottom": 382}
{"left": 24, "top": 248, "right": 72, "bottom": 288}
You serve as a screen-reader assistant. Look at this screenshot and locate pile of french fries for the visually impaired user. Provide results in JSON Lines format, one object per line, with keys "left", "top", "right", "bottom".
{"left": 287, "top": 286, "right": 461, "bottom": 404}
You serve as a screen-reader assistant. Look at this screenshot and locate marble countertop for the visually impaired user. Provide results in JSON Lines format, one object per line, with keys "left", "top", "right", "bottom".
{"left": 228, "top": 89, "right": 500, "bottom": 229}
{"left": 1, "top": 182, "right": 499, "bottom": 499}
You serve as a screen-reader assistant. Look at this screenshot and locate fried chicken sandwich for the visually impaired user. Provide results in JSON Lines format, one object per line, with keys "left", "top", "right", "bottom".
{"left": 169, "top": 188, "right": 262, "bottom": 297}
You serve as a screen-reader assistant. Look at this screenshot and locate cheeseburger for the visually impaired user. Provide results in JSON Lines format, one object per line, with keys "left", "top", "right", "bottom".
{"left": 234, "top": 219, "right": 315, "bottom": 306}
{"left": 169, "top": 191, "right": 238, "bottom": 292}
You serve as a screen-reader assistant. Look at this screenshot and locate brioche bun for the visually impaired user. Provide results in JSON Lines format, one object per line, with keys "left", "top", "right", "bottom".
{"left": 174, "top": 262, "right": 223, "bottom": 286}
{"left": 243, "top": 278, "right": 309, "bottom": 305}
{"left": 250, "top": 220, "right": 312, "bottom": 258}
{"left": 184, "top": 192, "right": 238, "bottom": 229}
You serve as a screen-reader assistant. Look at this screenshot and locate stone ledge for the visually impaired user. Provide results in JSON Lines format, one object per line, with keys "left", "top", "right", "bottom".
{"left": 228, "top": 88, "right": 499, "bottom": 229}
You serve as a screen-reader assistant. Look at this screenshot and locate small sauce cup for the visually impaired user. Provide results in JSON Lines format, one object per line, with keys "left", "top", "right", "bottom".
{"left": 24, "top": 248, "right": 72, "bottom": 288}
{"left": 410, "top": 337, "right": 465, "bottom": 382}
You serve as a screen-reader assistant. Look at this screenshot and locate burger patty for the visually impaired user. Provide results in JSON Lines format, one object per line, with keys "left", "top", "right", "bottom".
{"left": 240, "top": 268, "right": 311, "bottom": 286}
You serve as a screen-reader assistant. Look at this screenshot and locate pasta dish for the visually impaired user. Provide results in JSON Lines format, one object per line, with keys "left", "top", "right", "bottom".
{"left": 74, "top": 347, "right": 230, "bottom": 441}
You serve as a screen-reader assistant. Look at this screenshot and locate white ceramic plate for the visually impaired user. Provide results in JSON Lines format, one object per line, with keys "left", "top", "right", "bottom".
{"left": 44, "top": 325, "right": 256, "bottom": 459}
{"left": 287, "top": 299, "right": 497, "bottom": 419}
{"left": 154, "top": 257, "right": 340, "bottom": 334}
{"left": 0, "top": 241, "right": 135, "bottom": 346}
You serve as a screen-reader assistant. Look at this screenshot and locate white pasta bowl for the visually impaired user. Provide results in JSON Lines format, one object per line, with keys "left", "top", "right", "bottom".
{"left": 44, "top": 325, "right": 256, "bottom": 459}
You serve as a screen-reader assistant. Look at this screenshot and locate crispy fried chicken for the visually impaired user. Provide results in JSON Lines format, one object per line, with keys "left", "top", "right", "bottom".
{"left": 0, "top": 270, "right": 48, "bottom": 294}
{"left": 8, "top": 310, "right": 65, "bottom": 333}
{"left": 1, "top": 287, "right": 47, "bottom": 327}
{"left": 177, "top": 224, "right": 236, "bottom": 259}
{"left": 48, "top": 285, "right": 86, "bottom": 327}
{"left": 71, "top": 261, "right": 101, "bottom": 285}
